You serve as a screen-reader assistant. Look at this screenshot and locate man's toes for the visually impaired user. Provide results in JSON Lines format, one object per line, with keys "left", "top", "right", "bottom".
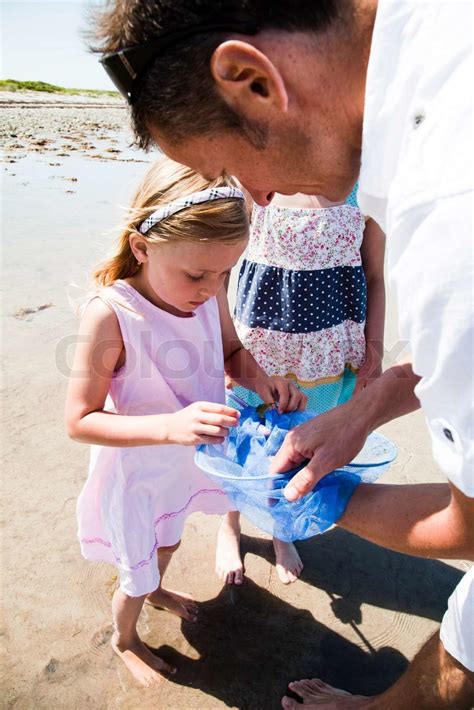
{"left": 308, "top": 679, "right": 352, "bottom": 697}
{"left": 281, "top": 695, "right": 299, "bottom": 708}
{"left": 289, "top": 679, "right": 318, "bottom": 695}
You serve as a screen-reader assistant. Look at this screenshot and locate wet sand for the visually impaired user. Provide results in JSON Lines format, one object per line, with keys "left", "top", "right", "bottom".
{"left": 1, "top": 92, "right": 469, "bottom": 709}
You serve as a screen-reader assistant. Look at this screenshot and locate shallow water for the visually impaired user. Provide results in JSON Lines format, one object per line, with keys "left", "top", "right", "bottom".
{"left": 3, "top": 151, "right": 150, "bottom": 310}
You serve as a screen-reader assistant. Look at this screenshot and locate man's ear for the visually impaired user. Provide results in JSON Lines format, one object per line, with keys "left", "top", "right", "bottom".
{"left": 211, "top": 40, "right": 288, "bottom": 117}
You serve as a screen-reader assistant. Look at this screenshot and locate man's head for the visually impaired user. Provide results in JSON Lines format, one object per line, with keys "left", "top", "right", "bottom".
{"left": 93, "top": 1, "right": 374, "bottom": 203}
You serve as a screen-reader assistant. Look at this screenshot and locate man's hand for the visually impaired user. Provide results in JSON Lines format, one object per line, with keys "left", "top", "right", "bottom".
{"left": 270, "top": 364, "right": 421, "bottom": 501}
{"left": 270, "top": 399, "right": 370, "bottom": 501}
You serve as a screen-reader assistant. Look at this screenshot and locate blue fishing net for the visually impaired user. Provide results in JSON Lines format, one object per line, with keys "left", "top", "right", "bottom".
{"left": 195, "top": 405, "right": 396, "bottom": 542}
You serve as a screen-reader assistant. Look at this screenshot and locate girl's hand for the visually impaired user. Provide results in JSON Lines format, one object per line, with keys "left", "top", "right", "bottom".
{"left": 166, "top": 402, "right": 240, "bottom": 446}
{"left": 256, "top": 377, "right": 307, "bottom": 414}
{"left": 354, "top": 344, "right": 383, "bottom": 395}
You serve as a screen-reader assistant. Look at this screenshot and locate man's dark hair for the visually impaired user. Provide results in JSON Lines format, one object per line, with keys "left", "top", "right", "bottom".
{"left": 92, "top": 1, "right": 348, "bottom": 150}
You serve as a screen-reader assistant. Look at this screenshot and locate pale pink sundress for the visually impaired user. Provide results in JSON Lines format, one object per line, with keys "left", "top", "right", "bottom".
{"left": 76, "top": 280, "right": 232, "bottom": 597}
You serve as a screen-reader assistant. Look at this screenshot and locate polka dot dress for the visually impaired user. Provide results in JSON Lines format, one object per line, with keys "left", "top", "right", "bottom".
{"left": 233, "top": 185, "right": 367, "bottom": 414}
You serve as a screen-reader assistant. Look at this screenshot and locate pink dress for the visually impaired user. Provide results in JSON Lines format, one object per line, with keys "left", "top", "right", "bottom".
{"left": 76, "top": 280, "right": 232, "bottom": 597}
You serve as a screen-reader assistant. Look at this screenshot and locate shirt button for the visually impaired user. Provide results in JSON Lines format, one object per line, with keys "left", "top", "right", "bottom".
{"left": 413, "top": 112, "right": 425, "bottom": 128}
{"left": 443, "top": 427, "right": 454, "bottom": 443}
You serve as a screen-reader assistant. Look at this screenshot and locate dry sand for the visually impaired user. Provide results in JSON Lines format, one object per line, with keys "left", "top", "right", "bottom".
{"left": 1, "top": 92, "right": 469, "bottom": 709}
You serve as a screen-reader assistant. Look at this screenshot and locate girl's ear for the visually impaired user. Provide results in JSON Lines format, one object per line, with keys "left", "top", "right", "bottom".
{"left": 129, "top": 234, "right": 149, "bottom": 263}
{"left": 210, "top": 40, "right": 289, "bottom": 119}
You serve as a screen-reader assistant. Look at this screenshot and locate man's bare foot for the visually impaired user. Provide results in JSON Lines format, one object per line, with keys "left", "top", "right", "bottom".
{"left": 216, "top": 512, "right": 244, "bottom": 585}
{"left": 273, "top": 538, "right": 303, "bottom": 584}
{"left": 282, "top": 679, "right": 368, "bottom": 708}
{"left": 146, "top": 588, "right": 198, "bottom": 622}
{"left": 111, "top": 631, "right": 176, "bottom": 687}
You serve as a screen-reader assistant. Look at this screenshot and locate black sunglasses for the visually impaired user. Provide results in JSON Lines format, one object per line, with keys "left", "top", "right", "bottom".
{"left": 100, "top": 19, "right": 260, "bottom": 103}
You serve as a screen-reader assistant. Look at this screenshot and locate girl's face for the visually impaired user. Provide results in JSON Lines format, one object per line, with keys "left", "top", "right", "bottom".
{"left": 133, "top": 237, "right": 248, "bottom": 315}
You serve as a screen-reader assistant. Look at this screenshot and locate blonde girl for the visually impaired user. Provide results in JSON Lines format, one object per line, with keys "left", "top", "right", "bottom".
{"left": 65, "top": 157, "right": 305, "bottom": 687}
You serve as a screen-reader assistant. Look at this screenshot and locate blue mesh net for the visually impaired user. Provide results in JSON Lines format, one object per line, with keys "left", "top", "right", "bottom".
{"left": 195, "top": 405, "right": 396, "bottom": 542}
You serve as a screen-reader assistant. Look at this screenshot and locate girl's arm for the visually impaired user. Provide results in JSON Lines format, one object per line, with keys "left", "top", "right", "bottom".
{"left": 65, "top": 298, "right": 239, "bottom": 447}
{"left": 355, "top": 218, "right": 386, "bottom": 393}
{"left": 216, "top": 287, "right": 306, "bottom": 413}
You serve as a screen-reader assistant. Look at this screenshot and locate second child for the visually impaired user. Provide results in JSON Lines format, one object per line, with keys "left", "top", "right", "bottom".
{"left": 216, "top": 190, "right": 385, "bottom": 585}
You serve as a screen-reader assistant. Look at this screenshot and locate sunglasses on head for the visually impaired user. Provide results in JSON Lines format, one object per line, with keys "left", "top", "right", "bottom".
{"left": 100, "top": 19, "right": 260, "bottom": 104}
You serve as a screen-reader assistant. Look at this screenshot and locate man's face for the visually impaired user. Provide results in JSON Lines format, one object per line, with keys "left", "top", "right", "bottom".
{"left": 152, "top": 119, "right": 360, "bottom": 206}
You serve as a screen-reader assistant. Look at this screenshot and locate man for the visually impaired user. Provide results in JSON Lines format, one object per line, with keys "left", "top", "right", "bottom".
{"left": 94, "top": 1, "right": 473, "bottom": 707}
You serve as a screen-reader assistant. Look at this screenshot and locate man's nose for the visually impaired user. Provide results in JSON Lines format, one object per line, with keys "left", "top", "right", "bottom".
{"left": 244, "top": 187, "right": 275, "bottom": 206}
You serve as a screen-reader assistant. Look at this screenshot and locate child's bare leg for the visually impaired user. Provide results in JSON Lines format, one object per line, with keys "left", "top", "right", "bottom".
{"left": 146, "top": 541, "right": 198, "bottom": 622}
{"left": 273, "top": 538, "right": 303, "bottom": 584}
{"left": 111, "top": 589, "right": 176, "bottom": 686}
{"left": 216, "top": 511, "right": 244, "bottom": 585}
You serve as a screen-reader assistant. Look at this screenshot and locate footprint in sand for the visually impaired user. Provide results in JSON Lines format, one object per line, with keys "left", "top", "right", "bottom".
{"left": 13, "top": 303, "right": 54, "bottom": 320}
{"left": 91, "top": 625, "right": 114, "bottom": 652}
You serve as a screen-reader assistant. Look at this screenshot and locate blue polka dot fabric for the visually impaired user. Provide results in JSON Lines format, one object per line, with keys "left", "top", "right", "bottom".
{"left": 345, "top": 182, "right": 359, "bottom": 208}
{"left": 235, "top": 262, "right": 367, "bottom": 333}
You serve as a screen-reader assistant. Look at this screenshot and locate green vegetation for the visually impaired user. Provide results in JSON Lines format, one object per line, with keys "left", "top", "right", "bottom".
{"left": 0, "top": 79, "right": 119, "bottom": 98}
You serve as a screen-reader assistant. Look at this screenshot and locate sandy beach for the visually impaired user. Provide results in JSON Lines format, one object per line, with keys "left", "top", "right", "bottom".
{"left": 1, "top": 91, "right": 469, "bottom": 709}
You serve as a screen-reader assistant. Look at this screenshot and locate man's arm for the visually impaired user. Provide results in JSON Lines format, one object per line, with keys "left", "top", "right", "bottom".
{"left": 339, "top": 481, "right": 474, "bottom": 560}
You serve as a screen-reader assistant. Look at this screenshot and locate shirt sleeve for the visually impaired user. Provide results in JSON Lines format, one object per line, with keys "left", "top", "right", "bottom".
{"left": 390, "top": 191, "right": 473, "bottom": 496}
{"left": 440, "top": 567, "right": 474, "bottom": 671}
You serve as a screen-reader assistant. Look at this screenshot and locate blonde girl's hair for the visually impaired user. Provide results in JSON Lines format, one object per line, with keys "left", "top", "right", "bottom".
{"left": 93, "top": 156, "right": 250, "bottom": 287}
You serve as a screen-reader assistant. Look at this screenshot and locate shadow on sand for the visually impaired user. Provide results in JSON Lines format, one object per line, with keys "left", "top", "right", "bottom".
{"left": 156, "top": 528, "right": 463, "bottom": 710}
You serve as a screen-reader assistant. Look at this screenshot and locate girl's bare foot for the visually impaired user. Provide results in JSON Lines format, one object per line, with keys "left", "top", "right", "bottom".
{"left": 273, "top": 538, "right": 303, "bottom": 584}
{"left": 145, "top": 588, "right": 198, "bottom": 622}
{"left": 282, "top": 679, "right": 367, "bottom": 707}
{"left": 216, "top": 512, "right": 244, "bottom": 585}
{"left": 111, "top": 631, "right": 176, "bottom": 687}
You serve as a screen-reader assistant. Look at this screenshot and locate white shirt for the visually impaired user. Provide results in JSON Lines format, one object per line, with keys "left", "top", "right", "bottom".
{"left": 358, "top": 0, "right": 473, "bottom": 670}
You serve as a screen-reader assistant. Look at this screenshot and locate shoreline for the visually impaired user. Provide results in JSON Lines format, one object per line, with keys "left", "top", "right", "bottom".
{"left": 0, "top": 89, "right": 123, "bottom": 105}
{"left": 1, "top": 90, "right": 144, "bottom": 165}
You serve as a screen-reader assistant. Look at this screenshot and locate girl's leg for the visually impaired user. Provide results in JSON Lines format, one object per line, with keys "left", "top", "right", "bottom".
{"left": 216, "top": 511, "right": 244, "bottom": 585}
{"left": 146, "top": 541, "right": 198, "bottom": 622}
{"left": 272, "top": 538, "right": 303, "bottom": 584}
{"left": 111, "top": 588, "right": 176, "bottom": 686}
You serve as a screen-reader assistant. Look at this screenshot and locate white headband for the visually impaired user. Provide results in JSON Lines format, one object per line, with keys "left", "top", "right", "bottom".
{"left": 139, "top": 186, "right": 245, "bottom": 234}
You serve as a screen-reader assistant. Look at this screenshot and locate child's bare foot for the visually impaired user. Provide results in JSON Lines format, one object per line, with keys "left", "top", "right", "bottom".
{"left": 216, "top": 512, "right": 244, "bottom": 585}
{"left": 273, "top": 538, "right": 303, "bottom": 584}
{"left": 111, "top": 631, "right": 176, "bottom": 687}
{"left": 145, "top": 588, "right": 198, "bottom": 622}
